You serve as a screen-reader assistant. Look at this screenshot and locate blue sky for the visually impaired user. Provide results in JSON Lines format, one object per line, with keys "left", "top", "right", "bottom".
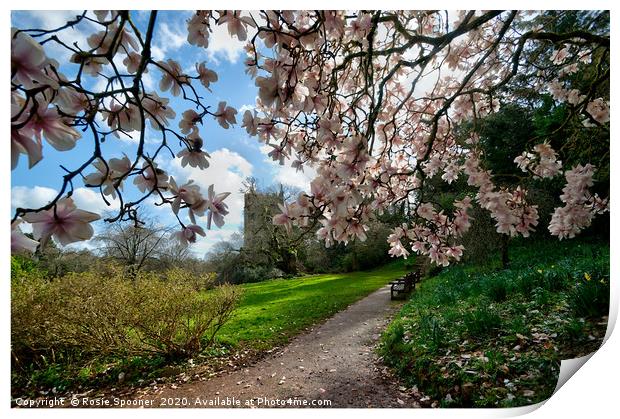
{"left": 11, "top": 10, "right": 315, "bottom": 256}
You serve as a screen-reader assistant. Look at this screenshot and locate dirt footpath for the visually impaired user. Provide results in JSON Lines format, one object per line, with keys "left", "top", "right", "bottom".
{"left": 136, "top": 285, "right": 420, "bottom": 408}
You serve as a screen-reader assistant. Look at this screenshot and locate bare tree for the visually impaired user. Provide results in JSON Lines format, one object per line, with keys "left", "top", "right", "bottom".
{"left": 96, "top": 218, "right": 172, "bottom": 274}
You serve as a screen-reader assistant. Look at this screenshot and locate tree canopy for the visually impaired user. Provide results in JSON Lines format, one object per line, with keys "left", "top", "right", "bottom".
{"left": 11, "top": 10, "right": 609, "bottom": 266}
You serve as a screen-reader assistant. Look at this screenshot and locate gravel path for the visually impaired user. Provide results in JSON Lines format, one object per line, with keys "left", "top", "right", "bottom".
{"left": 136, "top": 285, "right": 420, "bottom": 408}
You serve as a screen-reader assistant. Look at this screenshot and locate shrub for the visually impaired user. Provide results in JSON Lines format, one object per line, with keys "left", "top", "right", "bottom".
{"left": 11, "top": 266, "right": 241, "bottom": 366}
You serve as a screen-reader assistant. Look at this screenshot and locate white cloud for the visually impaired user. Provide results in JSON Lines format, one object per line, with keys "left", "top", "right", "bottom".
{"left": 274, "top": 165, "right": 316, "bottom": 192}
{"left": 167, "top": 147, "right": 253, "bottom": 227}
{"left": 191, "top": 227, "right": 239, "bottom": 257}
{"left": 72, "top": 187, "right": 120, "bottom": 215}
{"left": 160, "top": 22, "right": 187, "bottom": 49}
{"left": 11, "top": 186, "right": 57, "bottom": 209}
{"left": 259, "top": 145, "right": 316, "bottom": 193}
{"left": 238, "top": 104, "right": 255, "bottom": 114}
{"left": 205, "top": 20, "right": 255, "bottom": 64}
{"left": 11, "top": 185, "right": 118, "bottom": 216}
{"left": 17, "top": 11, "right": 97, "bottom": 62}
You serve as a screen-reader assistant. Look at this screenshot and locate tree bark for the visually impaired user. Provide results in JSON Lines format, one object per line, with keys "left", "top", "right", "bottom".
{"left": 501, "top": 234, "right": 510, "bottom": 269}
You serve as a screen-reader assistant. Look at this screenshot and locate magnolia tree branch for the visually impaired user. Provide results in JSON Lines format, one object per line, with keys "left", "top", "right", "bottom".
{"left": 11, "top": 10, "right": 609, "bottom": 266}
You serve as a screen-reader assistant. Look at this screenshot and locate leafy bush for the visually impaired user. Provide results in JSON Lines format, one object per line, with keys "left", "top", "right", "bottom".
{"left": 11, "top": 265, "right": 241, "bottom": 367}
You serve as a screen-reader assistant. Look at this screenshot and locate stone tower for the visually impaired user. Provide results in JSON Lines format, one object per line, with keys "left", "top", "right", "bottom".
{"left": 243, "top": 186, "right": 284, "bottom": 252}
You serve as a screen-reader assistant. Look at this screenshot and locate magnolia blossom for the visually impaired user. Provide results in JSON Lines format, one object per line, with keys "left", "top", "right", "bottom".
{"left": 187, "top": 11, "right": 211, "bottom": 48}
{"left": 12, "top": 127, "right": 42, "bottom": 170}
{"left": 586, "top": 98, "right": 610, "bottom": 124}
{"left": 133, "top": 162, "right": 169, "bottom": 193}
{"left": 549, "top": 164, "right": 609, "bottom": 239}
{"left": 215, "top": 101, "right": 237, "bottom": 129}
{"left": 175, "top": 224, "right": 206, "bottom": 247}
{"left": 205, "top": 185, "right": 230, "bottom": 229}
{"left": 179, "top": 109, "right": 201, "bottom": 134}
{"left": 22, "top": 198, "right": 101, "bottom": 247}
{"left": 123, "top": 51, "right": 143, "bottom": 73}
{"left": 514, "top": 143, "right": 562, "bottom": 179}
{"left": 104, "top": 102, "right": 141, "bottom": 134}
{"left": 28, "top": 107, "right": 81, "bottom": 151}
{"left": 11, "top": 220, "right": 39, "bottom": 253}
{"left": 158, "top": 59, "right": 187, "bottom": 96}
{"left": 177, "top": 131, "right": 210, "bottom": 169}
{"left": 11, "top": 28, "right": 58, "bottom": 88}
{"left": 196, "top": 62, "right": 218, "bottom": 89}
{"left": 550, "top": 47, "right": 569, "bottom": 65}
{"left": 242, "top": 110, "right": 259, "bottom": 135}
{"left": 168, "top": 178, "right": 202, "bottom": 215}
{"left": 218, "top": 11, "right": 255, "bottom": 41}
{"left": 143, "top": 92, "right": 176, "bottom": 129}
{"left": 83, "top": 156, "right": 131, "bottom": 198}
{"left": 273, "top": 203, "right": 294, "bottom": 234}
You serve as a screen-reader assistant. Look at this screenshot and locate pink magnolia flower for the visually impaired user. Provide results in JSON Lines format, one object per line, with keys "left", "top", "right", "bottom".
{"left": 187, "top": 11, "right": 211, "bottom": 48}
{"left": 158, "top": 59, "right": 188, "bottom": 96}
{"left": 22, "top": 198, "right": 101, "bottom": 247}
{"left": 242, "top": 110, "right": 259, "bottom": 135}
{"left": 177, "top": 128, "right": 209, "bottom": 169}
{"left": 345, "top": 13, "right": 372, "bottom": 41}
{"left": 123, "top": 51, "right": 143, "bottom": 74}
{"left": 273, "top": 203, "right": 293, "bottom": 234}
{"left": 55, "top": 87, "right": 90, "bottom": 116}
{"left": 11, "top": 28, "right": 58, "bottom": 89}
{"left": 133, "top": 162, "right": 169, "bottom": 193}
{"left": 11, "top": 220, "right": 39, "bottom": 253}
{"left": 267, "top": 144, "right": 287, "bottom": 165}
{"left": 168, "top": 177, "right": 201, "bottom": 215}
{"left": 175, "top": 224, "right": 206, "bottom": 247}
{"left": 205, "top": 185, "right": 230, "bottom": 229}
{"left": 550, "top": 47, "right": 569, "bottom": 65}
{"left": 196, "top": 62, "right": 218, "bottom": 89}
{"left": 28, "top": 107, "right": 81, "bottom": 151}
{"left": 388, "top": 239, "right": 410, "bottom": 259}
{"left": 179, "top": 109, "right": 201, "bottom": 134}
{"left": 11, "top": 126, "right": 42, "bottom": 170}
{"left": 84, "top": 159, "right": 121, "bottom": 198}
{"left": 104, "top": 102, "right": 141, "bottom": 134}
{"left": 214, "top": 101, "right": 237, "bottom": 129}
{"left": 586, "top": 98, "right": 610, "bottom": 124}
{"left": 218, "top": 11, "right": 255, "bottom": 41}
{"left": 255, "top": 75, "right": 283, "bottom": 108}
{"left": 142, "top": 92, "right": 176, "bottom": 129}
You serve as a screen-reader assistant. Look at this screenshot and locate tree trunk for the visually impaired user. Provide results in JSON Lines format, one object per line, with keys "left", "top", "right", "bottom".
{"left": 500, "top": 234, "right": 510, "bottom": 269}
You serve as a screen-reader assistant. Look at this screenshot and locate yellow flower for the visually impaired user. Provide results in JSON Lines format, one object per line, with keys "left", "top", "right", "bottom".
{"left": 537, "top": 269, "right": 543, "bottom": 274}
{"left": 584, "top": 273, "right": 592, "bottom": 281}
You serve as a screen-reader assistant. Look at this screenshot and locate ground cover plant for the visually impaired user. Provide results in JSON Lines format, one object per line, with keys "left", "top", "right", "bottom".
{"left": 379, "top": 238, "right": 609, "bottom": 407}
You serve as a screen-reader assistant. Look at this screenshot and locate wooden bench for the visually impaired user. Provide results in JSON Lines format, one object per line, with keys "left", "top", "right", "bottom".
{"left": 390, "top": 270, "right": 421, "bottom": 300}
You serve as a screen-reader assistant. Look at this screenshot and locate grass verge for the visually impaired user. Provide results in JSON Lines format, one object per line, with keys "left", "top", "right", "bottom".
{"left": 214, "top": 261, "right": 407, "bottom": 349}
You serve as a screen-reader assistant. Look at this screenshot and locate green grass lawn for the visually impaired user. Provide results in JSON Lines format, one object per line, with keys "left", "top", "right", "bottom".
{"left": 213, "top": 262, "right": 407, "bottom": 350}
{"left": 379, "top": 238, "right": 609, "bottom": 408}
